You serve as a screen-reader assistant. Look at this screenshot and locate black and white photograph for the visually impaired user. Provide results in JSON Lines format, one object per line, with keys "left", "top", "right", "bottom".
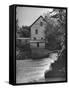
{"left": 16, "top": 5, "right": 67, "bottom": 84}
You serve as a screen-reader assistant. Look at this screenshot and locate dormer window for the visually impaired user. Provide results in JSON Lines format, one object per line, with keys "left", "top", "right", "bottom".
{"left": 40, "top": 22, "right": 43, "bottom": 26}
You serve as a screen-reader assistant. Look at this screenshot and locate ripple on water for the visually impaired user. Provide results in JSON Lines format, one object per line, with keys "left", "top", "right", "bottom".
{"left": 16, "top": 53, "right": 58, "bottom": 83}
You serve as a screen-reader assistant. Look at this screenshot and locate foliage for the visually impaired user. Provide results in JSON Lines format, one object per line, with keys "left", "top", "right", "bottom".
{"left": 16, "top": 19, "right": 30, "bottom": 38}
{"left": 44, "top": 9, "right": 66, "bottom": 79}
{"left": 19, "top": 26, "right": 30, "bottom": 37}
{"left": 16, "top": 43, "right": 32, "bottom": 60}
{"left": 44, "top": 8, "right": 66, "bottom": 50}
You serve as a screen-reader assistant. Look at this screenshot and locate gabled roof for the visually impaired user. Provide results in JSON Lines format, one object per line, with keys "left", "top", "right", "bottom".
{"left": 30, "top": 16, "right": 47, "bottom": 28}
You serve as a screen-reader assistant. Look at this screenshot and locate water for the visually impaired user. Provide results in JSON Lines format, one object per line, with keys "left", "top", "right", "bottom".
{"left": 16, "top": 53, "right": 58, "bottom": 83}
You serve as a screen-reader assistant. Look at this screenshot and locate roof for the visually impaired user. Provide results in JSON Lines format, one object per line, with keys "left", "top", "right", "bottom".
{"left": 30, "top": 16, "right": 47, "bottom": 28}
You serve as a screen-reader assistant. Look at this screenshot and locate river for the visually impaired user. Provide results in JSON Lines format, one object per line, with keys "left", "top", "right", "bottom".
{"left": 16, "top": 53, "right": 58, "bottom": 83}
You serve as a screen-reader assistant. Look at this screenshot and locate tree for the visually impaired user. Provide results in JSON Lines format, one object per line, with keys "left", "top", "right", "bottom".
{"left": 44, "top": 8, "right": 66, "bottom": 50}
{"left": 16, "top": 19, "right": 20, "bottom": 32}
{"left": 44, "top": 9, "right": 66, "bottom": 79}
{"left": 50, "top": 9, "right": 66, "bottom": 51}
{"left": 19, "top": 26, "right": 30, "bottom": 37}
{"left": 16, "top": 19, "right": 21, "bottom": 38}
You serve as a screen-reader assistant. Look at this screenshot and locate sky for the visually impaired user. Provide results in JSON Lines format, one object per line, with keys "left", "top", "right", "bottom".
{"left": 16, "top": 6, "right": 53, "bottom": 27}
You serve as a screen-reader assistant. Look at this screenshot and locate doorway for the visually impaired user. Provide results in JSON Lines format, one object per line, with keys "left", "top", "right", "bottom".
{"left": 37, "top": 42, "right": 39, "bottom": 47}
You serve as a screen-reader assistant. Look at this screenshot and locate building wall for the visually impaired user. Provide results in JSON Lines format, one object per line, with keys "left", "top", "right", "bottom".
{"left": 31, "top": 17, "right": 47, "bottom": 41}
{"left": 39, "top": 43, "right": 45, "bottom": 48}
{"left": 30, "top": 42, "right": 37, "bottom": 48}
{"left": 30, "top": 42, "right": 45, "bottom": 48}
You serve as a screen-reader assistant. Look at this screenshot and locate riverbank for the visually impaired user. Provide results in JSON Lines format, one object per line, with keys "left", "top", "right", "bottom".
{"left": 16, "top": 46, "right": 59, "bottom": 60}
{"left": 45, "top": 49, "right": 66, "bottom": 82}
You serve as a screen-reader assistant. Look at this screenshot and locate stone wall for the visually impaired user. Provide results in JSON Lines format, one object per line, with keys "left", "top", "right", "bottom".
{"left": 31, "top": 17, "right": 46, "bottom": 41}
{"left": 30, "top": 42, "right": 45, "bottom": 48}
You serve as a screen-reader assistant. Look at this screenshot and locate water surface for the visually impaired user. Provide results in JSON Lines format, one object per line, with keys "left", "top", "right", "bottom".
{"left": 16, "top": 53, "right": 58, "bottom": 83}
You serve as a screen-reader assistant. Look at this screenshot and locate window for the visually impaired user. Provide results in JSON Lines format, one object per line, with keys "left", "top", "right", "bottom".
{"left": 33, "top": 37, "right": 36, "bottom": 40}
{"left": 40, "top": 22, "right": 43, "bottom": 26}
{"left": 41, "top": 37, "right": 43, "bottom": 40}
{"left": 35, "top": 29, "right": 38, "bottom": 34}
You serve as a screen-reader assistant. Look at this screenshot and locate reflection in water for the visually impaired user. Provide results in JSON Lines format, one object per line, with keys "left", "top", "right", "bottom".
{"left": 16, "top": 53, "right": 58, "bottom": 83}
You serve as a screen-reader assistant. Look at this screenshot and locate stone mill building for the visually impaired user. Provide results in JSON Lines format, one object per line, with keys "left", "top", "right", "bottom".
{"left": 30, "top": 16, "right": 47, "bottom": 48}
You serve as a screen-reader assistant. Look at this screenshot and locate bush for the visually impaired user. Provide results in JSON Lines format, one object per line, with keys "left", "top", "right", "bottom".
{"left": 44, "top": 49, "right": 66, "bottom": 79}
{"left": 16, "top": 43, "right": 32, "bottom": 60}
